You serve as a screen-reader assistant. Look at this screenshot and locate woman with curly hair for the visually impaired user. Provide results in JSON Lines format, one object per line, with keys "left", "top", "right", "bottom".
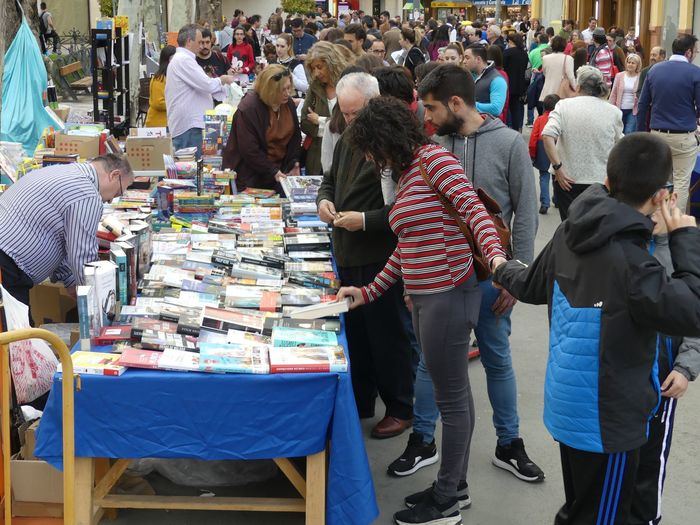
{"left": 338, "top": 96, "right": 507, "bottom": 525}
{"left": 300, "top": 42, "right": 353, "bottom": 174}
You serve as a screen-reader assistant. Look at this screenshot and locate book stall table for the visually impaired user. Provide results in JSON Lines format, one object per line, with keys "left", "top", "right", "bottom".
{"left": 34, "top": 330, "right": 378, "bottom": 525}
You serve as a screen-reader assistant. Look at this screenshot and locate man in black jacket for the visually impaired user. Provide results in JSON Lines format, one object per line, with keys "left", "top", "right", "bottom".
{"left": 317, "top": 73, "right": 415, "bottom": 439}
{"left": 493, "top": 134, "right": 700, "bottom": 525}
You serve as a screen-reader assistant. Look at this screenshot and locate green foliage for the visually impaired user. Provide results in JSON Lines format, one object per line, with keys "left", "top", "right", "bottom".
{"left": 99, "top": 0, "right": 115, "bottom": 17}
{"left": 281, "top": 0, "right": 317, "bottom": 16}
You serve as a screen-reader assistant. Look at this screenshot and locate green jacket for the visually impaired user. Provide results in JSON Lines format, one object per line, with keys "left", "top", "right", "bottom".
{"left": 528, "top": 43, "right": 548, "bottom": 70}
{"left": 316, "top": 133, "right": 395, "bottom": 268}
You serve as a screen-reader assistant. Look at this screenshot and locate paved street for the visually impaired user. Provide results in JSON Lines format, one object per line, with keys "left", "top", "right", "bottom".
{"left": 101, "top": 184, "right": 700, "bottom": 524}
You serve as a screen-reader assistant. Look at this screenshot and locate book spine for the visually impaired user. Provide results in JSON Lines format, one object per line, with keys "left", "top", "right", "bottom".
{"left": 111, "top": 249, "right": 128, "bottom": 306}
{"left": 76, "top": 287, "right": 92, "bottom": 351}
{"left": 177, "top": 324, "right": 201, "bottom": 337}
{"left": 270, "top": 364, "right": 330, "bottom": 374}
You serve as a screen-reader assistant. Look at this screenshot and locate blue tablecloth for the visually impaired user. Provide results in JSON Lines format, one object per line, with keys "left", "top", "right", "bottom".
{"left": 35, "top": 330, "right": 378, "bottom": 525}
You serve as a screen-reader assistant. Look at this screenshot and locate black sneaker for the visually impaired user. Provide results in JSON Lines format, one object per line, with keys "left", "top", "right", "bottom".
{"left": 388, "top": 433, "right": 439, "bottom": 477}
{"left": 539, "top": 206, "right": 548, "bottom": 215}
{"left": 491, "top": 438, "right": 545, "bottom": 482}
{"left": 394, "top": 488, "right": 462, "bottom": 525}
{"left": 405, "top": 481, "right": 471, "bottom": 510}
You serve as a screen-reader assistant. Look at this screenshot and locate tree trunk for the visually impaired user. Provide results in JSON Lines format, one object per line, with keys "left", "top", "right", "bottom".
{"left": 1, "top": 0, "right": 41, "bottom": 123}
{"left": 196, "top": 0, "right": 222, "bottom": 27}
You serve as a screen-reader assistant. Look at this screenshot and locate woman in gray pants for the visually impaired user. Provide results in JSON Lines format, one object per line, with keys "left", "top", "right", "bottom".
{"left": 338, "top": 97, "right": 507, "bottom": 525}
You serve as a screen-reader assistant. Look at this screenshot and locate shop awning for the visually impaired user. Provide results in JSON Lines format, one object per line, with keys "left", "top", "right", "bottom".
{"left": 472, "top": 0, "right": 530, "bottom": 5}
{"left": 431, "top": 1, "right": 472, "bottom": 6}
{"left": 403, "top": 2, "right": 424, "bottom": 9}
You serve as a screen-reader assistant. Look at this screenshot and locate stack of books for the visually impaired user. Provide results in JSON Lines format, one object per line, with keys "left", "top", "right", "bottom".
{"left": 74, "top": 185, "right": 349, "bottom": 376}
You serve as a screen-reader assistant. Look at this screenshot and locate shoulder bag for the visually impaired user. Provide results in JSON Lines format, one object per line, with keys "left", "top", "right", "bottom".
{"left": 418, "top": 156, "right": 511, "bottom": 281}
{"left": 557, "top": 55, "right": 576, "bottom": 99}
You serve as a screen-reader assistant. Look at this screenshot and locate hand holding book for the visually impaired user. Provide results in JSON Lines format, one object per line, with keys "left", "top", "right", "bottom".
{"left": 336, "top": 287, "right": 365, "bottom": 310}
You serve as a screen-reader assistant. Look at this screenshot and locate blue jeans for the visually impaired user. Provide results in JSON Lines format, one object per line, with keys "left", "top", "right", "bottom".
{"left": 172, "top": 127, "right": 203, "bottom": 159}
{"left": 414, "top": 278, "right": 520, "bottom": 446}
{"left": 527, "top": 107, "right": 535, "bottom": 126}
{"left": 539, "top": 170, "right": 551, "bottom": 207}
{"left": 621, "top": 109, "right": 636, "bottom": 135}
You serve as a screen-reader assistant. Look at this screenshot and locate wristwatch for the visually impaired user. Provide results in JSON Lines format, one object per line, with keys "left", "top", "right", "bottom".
{"left": 552, "top": 162, "right": 563, "bottom": 171}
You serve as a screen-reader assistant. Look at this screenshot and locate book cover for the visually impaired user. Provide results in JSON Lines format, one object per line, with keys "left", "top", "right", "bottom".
{"left": 115, "top": 239, "right": 138, "bottom": 302}
{"left": 84, "top": 260, "right": 118, "bottom": 326}
{"left": 202, "top": 306, "right": 267, "bottom": 334}
{"left": 95, "top": 325, "right": 132, "bottom": 346}
{"left": 159, "top": 348, "right": 201, "bottom": 372}
{"left": 60, "top": 351, "right": 126, "bottom": 376}
{"left": 226, "top": 329, "right": 271, "bottom": 346}
{"left": 140, "top": 332, "right": 198, "bottom": 352}
{"left": 76, "top": 285, "right": 93, "bottom": 351}
{"left": 110, "top": 245, "right": 128, "bottom": 306}
{"left": 288, "top": 299, "right": 350, "bottom": 320}
{"left": 117, "top": 347, "right": 162, "bottom": 369}
{"left": 263, "top": 317, "right": 341, "bottom": 333}
{"left": 271, "top": 327, "right": 338, "bottom": 348}
{"left": 199, "top": 343, "right": 270, "bottom": 374}
{"left": 268, "top": 345, "right": 347, "bottom": 373}
{"left": 130, "top": 318, "right": 178, "bottom": 340}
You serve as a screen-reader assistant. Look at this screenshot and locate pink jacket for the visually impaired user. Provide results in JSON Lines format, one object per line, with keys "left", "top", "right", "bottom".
{"left": 609, "top": 71, "right": 639, "bottom": 115}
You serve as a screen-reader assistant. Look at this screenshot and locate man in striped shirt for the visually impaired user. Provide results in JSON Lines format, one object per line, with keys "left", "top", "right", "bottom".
{"left": 0, "top": 154, "right": 133, "bottom": 312}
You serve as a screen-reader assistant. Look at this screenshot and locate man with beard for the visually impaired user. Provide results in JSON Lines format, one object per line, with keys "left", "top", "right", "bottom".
{"left": 386, "top": 64, "right": 542, "bottom": 486}
{"left": 196, "top": 28, "right": 231, "bottom": 78}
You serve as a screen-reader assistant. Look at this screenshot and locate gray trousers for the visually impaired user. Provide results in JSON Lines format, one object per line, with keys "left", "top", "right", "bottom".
{"left": 410, "top": 276, "right": 481, "bottom": 500}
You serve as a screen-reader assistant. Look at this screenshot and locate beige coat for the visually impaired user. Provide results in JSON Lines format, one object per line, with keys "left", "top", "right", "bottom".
{"left": 540, "top": 52, "right": 576, "bottom": 102}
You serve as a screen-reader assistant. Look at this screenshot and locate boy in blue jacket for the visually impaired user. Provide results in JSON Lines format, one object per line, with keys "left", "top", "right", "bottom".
{"left": 493, "top": 134, "right": 700, "bottom": 525}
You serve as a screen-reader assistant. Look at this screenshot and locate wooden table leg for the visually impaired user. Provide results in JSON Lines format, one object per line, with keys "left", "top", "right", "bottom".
{"left": 305, "top": 449, "right": 326, "bottom": 525}
{"left": 75, "top": 457, "right": 95, "bottom": 525}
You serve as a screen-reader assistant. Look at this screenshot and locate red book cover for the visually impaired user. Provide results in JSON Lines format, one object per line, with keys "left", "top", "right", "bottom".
{"left": 117, "top": 347, "right": 162, "bottom": 369}
{"left": 259, "top": 291, "right": 280, "bottom": 313}
{"left": 97, "top": 230, "right": 118, "bottom": 242}
{"left": 95, "top": 325, "right": 132, "bottom": 345}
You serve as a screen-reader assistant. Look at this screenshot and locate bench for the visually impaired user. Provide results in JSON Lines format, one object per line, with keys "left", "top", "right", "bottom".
{"left": 58, "top": 61, "right": 92, "bottom": 100}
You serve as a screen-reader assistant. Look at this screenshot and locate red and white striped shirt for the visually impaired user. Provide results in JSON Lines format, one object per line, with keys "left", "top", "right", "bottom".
{"left": 361, "top": 145, "right": 505, "bottom": 303}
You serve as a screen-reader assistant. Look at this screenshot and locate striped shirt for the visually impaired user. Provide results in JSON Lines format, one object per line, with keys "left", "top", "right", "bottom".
{"left": 361, "top": 145, "right": 505, "bottom": 303}
{"left": 0, "top": 163, "right": 103, "bottom": 288}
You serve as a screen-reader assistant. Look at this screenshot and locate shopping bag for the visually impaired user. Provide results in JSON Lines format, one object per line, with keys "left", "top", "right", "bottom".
{"left": 0, "top": 18, "right": 56, "bottom": 154}
{"left": 1, "top": 285, "right": 58, "bottom": 404}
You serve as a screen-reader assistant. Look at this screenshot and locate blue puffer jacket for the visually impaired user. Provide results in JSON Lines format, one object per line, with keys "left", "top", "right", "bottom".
{"left": 495, "top": 185, "right": 700, "bottom": 453}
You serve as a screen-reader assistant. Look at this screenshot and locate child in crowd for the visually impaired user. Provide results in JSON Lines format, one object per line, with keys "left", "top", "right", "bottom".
{"left": 493, "top": 133, "right": 700, "bottom": 525}
{"left": 629, "top": 198, "right": 700, "bottom": 525}
{"left": 529, "top": 93, "right": 559, "bottom": 215}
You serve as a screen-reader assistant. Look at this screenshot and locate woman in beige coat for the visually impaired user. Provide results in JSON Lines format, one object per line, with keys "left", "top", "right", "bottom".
{"left": 540, "top": 35, "right": 576, "bottom": 102}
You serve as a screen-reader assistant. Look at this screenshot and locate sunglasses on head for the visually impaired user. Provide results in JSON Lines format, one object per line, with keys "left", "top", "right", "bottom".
{"left": 272, "top": 69, "right": 291, "bottom": 81}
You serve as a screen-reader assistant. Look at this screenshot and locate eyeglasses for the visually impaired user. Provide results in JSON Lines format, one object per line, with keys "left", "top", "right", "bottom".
{"left": 272, "top": 69, "right": 291, "bottom": 81}
{"left": 372, "top": 48, "right": 386, "bottom": 55}
{"left": 118, "top": 174, "right": 124, "bottom": 197}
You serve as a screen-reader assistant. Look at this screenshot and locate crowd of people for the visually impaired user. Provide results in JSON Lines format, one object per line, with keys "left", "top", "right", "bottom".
{"left": 138, "top": 8, "right": 700, "bottom": 525}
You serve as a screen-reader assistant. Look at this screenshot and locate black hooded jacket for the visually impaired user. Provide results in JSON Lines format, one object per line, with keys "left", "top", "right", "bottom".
{"left": 494, "top": 184, "right": 700, "bottom": 453}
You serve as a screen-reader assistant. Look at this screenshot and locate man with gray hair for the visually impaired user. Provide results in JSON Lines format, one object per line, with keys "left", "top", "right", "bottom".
{"left": 165, "top": 24, "right": 235, "bottom": 157}
{"left": 317, "top": 73, "right": 416, "bottom": 439}
{"left": 487, "top": 24, "right": 505, "bottom": 50}
{"left": 0, "top": 154, "right": 134, "bottom": 311}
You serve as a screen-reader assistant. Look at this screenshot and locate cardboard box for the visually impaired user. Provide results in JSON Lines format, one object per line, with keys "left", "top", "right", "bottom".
{"left": 125, "top": 130, "right": 172, "bottom": 170}
{"left": 29, "top": 281, "right": 77, "bottom": 326}
{"left": 11, "top": 455, "right": 64, "bottom": 504}
{"left": 55, "top": 133, "right": 100, "bottom": 159}
{"left": 20, "top": 419, "right": 40, "bottom": 461}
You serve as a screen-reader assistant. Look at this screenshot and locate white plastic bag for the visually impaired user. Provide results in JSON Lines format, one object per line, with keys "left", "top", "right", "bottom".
{"left": 1, "top": 285, "right": 58, "bottom": 404}
{"left": 222, "top": 82, "right": 245, "bottom": 107}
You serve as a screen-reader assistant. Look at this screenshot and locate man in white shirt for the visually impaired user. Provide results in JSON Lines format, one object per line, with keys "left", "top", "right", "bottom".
{"left": 165, "top": 24, "right": 235, "bottom": 158}
{"left": 581, "top": 17, "right": 597, "bottom": 45}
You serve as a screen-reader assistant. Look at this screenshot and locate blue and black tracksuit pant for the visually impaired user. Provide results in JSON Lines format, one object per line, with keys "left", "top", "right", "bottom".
{"left": 555, "top": 444, "right": 640, "bottom": 525}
